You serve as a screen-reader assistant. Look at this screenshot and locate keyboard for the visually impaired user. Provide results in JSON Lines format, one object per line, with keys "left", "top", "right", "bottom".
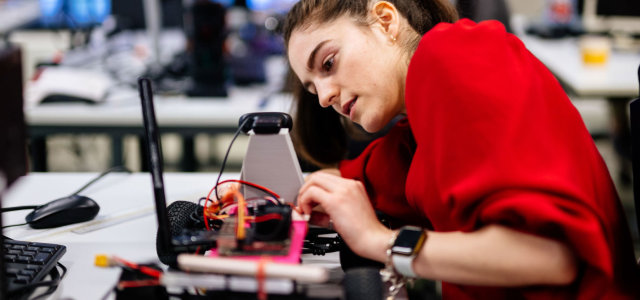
{"left": 3, "top": 239, "right": 66, "bottom": 297}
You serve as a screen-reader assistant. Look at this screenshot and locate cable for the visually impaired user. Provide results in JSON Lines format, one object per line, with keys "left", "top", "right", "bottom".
{"left": 236, "top": 190, "right": 246, "bottom": 240}
{"left": 214, "top": 118, "right": 250, "bottom": 201}
{"left": 0, "top": 205, "right": 38, "bottom": 212}
{"left": 2, "top": 222, "right": 29, "bottom": 229}
{"left": 216, "top": 179, "right": 281, "bottom": 202}
{"left": 70, "top": 165, "right": 132, "bottom": 195}
{"left": 28, "top": 262, "right": 66, "bottom": 300}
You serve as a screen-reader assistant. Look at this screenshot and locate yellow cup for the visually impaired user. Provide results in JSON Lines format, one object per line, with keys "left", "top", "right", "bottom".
{"left": 580, "top": 36, "right": 611, "bottom": 66}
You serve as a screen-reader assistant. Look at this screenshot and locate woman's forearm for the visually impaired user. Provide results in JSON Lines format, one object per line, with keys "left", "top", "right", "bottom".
{"left": 360, "top": 225, "right": 577, "bottom": 286}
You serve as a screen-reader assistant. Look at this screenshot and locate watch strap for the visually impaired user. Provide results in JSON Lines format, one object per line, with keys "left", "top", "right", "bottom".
{"left": 392, "top": 253, "right": 417, "bottom": 277}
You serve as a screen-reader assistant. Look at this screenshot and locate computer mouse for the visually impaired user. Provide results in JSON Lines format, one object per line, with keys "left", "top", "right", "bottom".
{"left": 25, "top": 194, "right": 100, "bottom": 229}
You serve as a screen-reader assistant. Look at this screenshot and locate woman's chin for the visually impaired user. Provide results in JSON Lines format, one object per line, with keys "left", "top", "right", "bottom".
{"left": 360, "top": 120, "right": 385, "bottom": 133}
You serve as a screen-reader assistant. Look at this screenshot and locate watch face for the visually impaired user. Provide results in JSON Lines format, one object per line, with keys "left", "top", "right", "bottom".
{"left": 391, "top": 228, "right": 425, "bottom": 256}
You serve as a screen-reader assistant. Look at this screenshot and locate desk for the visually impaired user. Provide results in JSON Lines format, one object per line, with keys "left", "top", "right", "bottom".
{"left": 2, "top": 172, "right": 341, "bottom": 299}
{"left": 0, "top": 0, "right": 40, "bottom": 34}
{"left": 520, "top": 35, "right": 640, "bottom": 98}
{"left": 25, "top": 87, "right": 294, "bottom": 171}
{"left": 521, "top": 35, "right": 640, "bottom": 181}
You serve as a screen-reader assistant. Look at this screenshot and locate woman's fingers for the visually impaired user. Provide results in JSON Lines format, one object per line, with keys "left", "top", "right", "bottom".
{"left": 308, "top": 211, "right": 331, "bottom": 228}
{"left": 297, "top": 184, "right": 331, "bottom": 215}
{"left": 299, "top": 171, "right": 348, "bottom": 196}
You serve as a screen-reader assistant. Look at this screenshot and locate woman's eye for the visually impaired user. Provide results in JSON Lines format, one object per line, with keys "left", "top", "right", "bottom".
{"left": 322, "top": 56, "right": 334, "bottom": 72}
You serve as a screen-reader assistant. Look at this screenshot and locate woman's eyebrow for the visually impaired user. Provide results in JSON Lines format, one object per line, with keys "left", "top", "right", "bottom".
{"left": 307, "top": 40, "right": 330, "bottom": 70}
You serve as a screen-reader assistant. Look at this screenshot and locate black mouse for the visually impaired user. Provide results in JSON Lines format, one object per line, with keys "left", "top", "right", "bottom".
{"left": 25, "top": 195, "right": 100, "bottom": 229}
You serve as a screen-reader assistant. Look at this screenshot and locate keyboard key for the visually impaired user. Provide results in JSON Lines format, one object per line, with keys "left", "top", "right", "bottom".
{"left": 6, "top": 268, "right": 19, "bottom": 277}
{"left": 33, "top": 253, "right": 50, "bottom": 264}
{"left": 17, "top": 255, "right": 31, "bottom": 263}
{"left": 7, "top": 249, "right": 21, "bottom": 255}
{"left": 14, "top": 275, "right": 30, "bottom": 284}
{"left": 39, "top": 247, "right": 55, "bottom": 253}
{"left": 26, "top": 265, "right": 41, "bottom": 271}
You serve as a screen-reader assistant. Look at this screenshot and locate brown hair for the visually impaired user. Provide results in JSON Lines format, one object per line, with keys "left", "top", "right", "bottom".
{"left": 283, "top": 0, "right": 458, "bottom": 168}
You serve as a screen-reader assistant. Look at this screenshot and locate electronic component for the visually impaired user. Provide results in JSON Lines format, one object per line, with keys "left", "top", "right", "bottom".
{"left": 239, "top": 112, "right": 293, "bottom": 134}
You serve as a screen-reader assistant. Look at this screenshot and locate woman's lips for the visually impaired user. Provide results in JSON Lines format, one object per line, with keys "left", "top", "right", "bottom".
{"left": 343, "top": 98, "right": 357, "bottom": 119}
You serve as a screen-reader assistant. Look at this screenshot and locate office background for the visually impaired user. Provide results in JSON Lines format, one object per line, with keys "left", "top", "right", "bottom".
{"left": 1, "top": 0, "right": 638, "bottom": 254}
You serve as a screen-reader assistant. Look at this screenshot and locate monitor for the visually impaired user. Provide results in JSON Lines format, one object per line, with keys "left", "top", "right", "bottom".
{"left": 111, "top": 0, "right": 183, "bottom": 30}
{"left": 245, "top": 0, "right": 296, "bottom": 12}
{"left": 39, "top": 0, "right": 111, "bottom": 28}
{"left": 583, "top": 0, "right": 640, "bottom": 35}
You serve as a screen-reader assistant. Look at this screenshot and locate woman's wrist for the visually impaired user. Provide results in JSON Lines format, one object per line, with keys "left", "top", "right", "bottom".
{"left": 358, "top": 226, "right": 395, "bottom": 262}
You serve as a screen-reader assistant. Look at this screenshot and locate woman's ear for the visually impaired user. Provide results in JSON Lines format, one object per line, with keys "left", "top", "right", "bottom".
{"left": 371, "top": 1, "right": 400, "bottom": 38}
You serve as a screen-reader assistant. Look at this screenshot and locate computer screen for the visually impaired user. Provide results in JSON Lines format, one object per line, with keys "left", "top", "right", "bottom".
{"left": 245, "top": 0, "right": 296, "bottom": 12}
{"left": 583, "top": 0, "right": 640, "bottom": 35}
{"left": 597, "top": 0, "right": 640, "bottom": 18}
{"left": 39, "top": 0, "right": 111, "bottom": 28}
{"left": 111, "top": 0, "right": 183, "bottom": 30}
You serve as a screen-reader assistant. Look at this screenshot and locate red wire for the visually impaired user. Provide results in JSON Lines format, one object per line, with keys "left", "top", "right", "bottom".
{"left": 204, "top": 184, "right": 218, "bottom": 230}
{"left": 118, "top": 279, "right": 160, "bottom": 289}
{"left": 203, "top": 179, "right": 282, "bottom": 230}
{"left": 217, "top": 179, "right": 281, "bottom": 200}
{"left": 113, "top": 257, "right": 162, "bottom": 278}
{"left": 253, "top": 213, "right": 283, "bottom": 223}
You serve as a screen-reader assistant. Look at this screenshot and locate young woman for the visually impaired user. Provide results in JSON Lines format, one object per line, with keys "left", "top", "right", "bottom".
{"left": 284, "top": 0, "right": 639, "bottom": 298}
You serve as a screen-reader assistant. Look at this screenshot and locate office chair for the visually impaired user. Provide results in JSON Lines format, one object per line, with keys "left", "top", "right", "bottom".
{"left": 628, "top": 65, "right": 640, "bottom": 264}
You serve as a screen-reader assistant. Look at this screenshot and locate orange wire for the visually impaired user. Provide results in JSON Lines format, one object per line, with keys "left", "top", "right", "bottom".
{"left": 256, "top": 256, "right": 270, "bottom": 300}
{"left": 203, "top": 179, "right": 281, "bottom": 230}
{"left": 235, "top": 190, "right": 246, "bottom": 240}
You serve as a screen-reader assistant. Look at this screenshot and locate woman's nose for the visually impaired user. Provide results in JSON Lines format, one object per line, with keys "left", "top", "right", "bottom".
{"left": 316, "top": 80, "right": 339, "bottom": 108}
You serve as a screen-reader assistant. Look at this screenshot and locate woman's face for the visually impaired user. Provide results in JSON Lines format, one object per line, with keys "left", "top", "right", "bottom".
{"left": 288, "top": 16, "right": 407, "bottom": 133}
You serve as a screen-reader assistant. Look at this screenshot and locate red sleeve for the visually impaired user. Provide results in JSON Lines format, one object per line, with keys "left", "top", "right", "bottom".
{"left": 339, "top": 119, "right": 429, "bottom": 227}
{"left": 405, "top": 19, "right": 638, "bottom": 296}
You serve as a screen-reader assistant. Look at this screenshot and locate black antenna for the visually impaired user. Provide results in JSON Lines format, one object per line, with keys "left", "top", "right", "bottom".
{"left": 138, "top": 77, "right": 173, "bottom": 260}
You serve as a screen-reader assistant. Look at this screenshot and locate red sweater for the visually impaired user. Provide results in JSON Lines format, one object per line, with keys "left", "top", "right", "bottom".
{"left": 340, "top": 19, "right": 639, "bottom": 299}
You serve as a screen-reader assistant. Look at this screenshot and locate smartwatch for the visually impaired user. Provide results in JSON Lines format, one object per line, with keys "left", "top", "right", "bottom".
{"left": 391, "top": 225, "right": 426, "bottom": 278}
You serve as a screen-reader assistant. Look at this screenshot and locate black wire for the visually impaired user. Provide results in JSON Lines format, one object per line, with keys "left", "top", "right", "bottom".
{"left": 70, "top": 165, "right": 132, "bottom": 195}
{"left": 28, "top": 262, "right": 68, "bottom": 300}
{"left": 214, "top": 118, "right": 250, "bottom": 201}
{"left": 2, "top": 222, "right": 29, "bottom": 229}
{"left": 100, "top": 285, "right": 115, "bottom": 300}
{"left": 1, "top": 205, "right": 38, "bottom": 212}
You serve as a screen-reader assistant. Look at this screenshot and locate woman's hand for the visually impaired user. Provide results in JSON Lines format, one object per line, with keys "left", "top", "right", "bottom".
{"left": 297, "top": 172, "right": 391, "bottom": 261}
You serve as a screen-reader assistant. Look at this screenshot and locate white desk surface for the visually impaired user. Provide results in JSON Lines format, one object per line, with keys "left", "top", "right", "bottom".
{"left": 0, "top": 0, "right": 40, "bottom": 34}
{"left": 521, "top": 35, "right": 640, "bottom": 98}
{"left": 2, "top": 172, "right": 339, "bottom": 300}
{"left": 25, "top": 86, "right": 294, "bottom": 127}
